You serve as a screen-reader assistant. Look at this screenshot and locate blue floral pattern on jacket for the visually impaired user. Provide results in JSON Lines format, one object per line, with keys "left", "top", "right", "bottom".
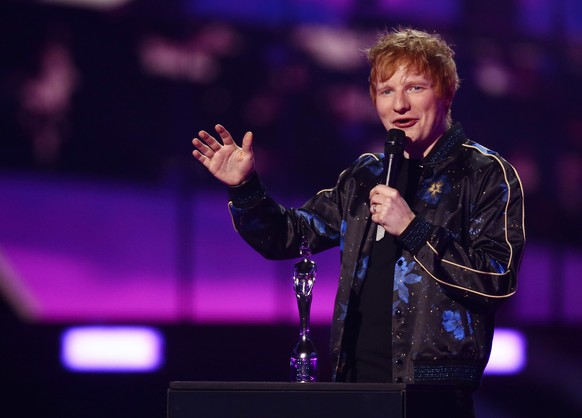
{"left": 394, "top": 257, "right": 422, "bottom": 304}
{"left": 442, "top": 310, "right": 475, "bottom": 341}
{"left": 418, "top": 175, "right": 452, "bottom": 205}
{"left": 442, "top": 310, "right": 466, "bottom": 340}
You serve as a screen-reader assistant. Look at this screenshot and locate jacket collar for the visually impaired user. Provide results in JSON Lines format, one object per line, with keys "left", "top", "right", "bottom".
{"left": 422, "top": 122, "right": 467, "bottom": 165}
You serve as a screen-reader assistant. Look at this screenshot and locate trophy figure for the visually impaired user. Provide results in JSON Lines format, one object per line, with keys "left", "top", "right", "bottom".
{"left": 289, "top": 240, "right": 318, "bottom": 382}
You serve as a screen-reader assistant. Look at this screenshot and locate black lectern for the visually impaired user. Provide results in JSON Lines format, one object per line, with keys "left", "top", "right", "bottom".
{"left": 167, "top": 381, "right": 456, "bottom": 418}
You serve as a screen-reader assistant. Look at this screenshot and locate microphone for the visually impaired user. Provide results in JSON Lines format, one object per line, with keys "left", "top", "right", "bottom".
{"left": 383, "top": 128, "right": 405, "bottom": 187}
{"left": 376, "top": 128, "right": 405, "bottom": 241}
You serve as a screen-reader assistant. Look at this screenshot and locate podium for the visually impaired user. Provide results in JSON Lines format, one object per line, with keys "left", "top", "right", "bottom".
{"left": 167, "top": 381, "right": 457, "bottom": 418}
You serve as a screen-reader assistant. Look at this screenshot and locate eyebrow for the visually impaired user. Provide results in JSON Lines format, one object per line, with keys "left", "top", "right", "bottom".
{"left": 376, "top": 77, "right": 432, "bottom": 89}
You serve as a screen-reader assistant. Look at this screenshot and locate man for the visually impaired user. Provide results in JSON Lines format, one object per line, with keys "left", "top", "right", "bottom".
{"left": 192, "top": 28, "right": 525, "bottom": 417}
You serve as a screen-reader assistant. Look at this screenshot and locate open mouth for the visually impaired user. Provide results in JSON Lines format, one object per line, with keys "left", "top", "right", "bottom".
{"left": 393, "top": 119, "right": 417, "bottom": 128}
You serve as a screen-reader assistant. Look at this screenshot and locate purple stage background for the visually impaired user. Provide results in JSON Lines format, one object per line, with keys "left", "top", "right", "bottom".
{"left": 0, "top": 172, "right": 580, "bottom": 325}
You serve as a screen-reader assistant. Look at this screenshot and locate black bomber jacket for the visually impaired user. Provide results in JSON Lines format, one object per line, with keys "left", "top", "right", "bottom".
{"left": 228, "top": 123, "right": 526, "bottom": 389}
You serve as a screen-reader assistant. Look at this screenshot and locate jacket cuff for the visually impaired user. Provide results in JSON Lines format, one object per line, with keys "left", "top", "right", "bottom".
{"left": 227, "top": 172, "right": 266, "bottom": 209}
{"left": 397, "top": 216, "right": 435, "bottom": 254}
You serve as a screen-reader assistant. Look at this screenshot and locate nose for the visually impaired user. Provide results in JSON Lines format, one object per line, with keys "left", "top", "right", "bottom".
{"left": 393, "top": 91, "right": 410, "bottom": 113}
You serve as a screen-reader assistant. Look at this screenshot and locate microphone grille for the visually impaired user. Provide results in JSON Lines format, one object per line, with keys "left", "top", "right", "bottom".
{"left": 387, "top": 128, "right": 406, "bottom": 145}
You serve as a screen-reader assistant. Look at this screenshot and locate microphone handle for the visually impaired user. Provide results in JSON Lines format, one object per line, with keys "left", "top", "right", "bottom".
{"left": 385, "top": 154, "right": 398, "bottom": 188}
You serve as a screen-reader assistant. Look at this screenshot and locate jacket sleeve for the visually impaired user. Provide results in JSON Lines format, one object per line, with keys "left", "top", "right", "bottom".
{"left": 398, "top": 153, "right": 526, "bottom": 309}
{"left": 227, "top": 172, "right": 343, "bottom": 260}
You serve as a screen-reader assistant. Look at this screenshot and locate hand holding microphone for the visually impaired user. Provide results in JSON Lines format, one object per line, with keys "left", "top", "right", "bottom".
{"left": 372, "top": 129, "right": 414, "bottom": 240}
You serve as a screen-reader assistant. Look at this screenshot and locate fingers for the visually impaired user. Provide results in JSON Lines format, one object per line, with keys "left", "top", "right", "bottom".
{"left": 369, "top": 184, "right": 391, "bottom": 199}
{"left": 369, "top": 185, "right": 389, "bottom": 206}
{"left": 191, "top": 124, "right": 254, "bottom": 170}
{"left": 192, "top": 136, "right": 214, "bottom": 155}
{"left": 369, "top": 187, "right": 415, "bottom": 236}
{"left": 191, "top": 125, "right": 231, "bottom": 158}
{"left": 215, "top": 124, "right": 235, "bottom": 145}
{"left": 193, "top": 124, "right": 253, "bottom": 152}
{"left": 191, "top": 148, "right": 207, "bottom": 163}
{"left": 193, "top": 124, "right": 240, "bottom": 148}
{"left": 369, "top": 186, "right": 400, "bottom": 217}
{"left": 241, "top": 131, "right": 253, "bottom": 154}
{"left": 370, "top": 202, "right": 385, "bottom": 216}
{"left": 196, "top": 129, "right": 222, "bottom": 152}
{"left": 191, "top": 130, "right": 220, "bottom": 169}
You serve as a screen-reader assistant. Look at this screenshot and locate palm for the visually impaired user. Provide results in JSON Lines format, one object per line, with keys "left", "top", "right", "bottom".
{"left": 208, "top": 144, "right": 253, "bottom": 184}
{"left": 192, "top": 124, "right": 255, "bottom": 186}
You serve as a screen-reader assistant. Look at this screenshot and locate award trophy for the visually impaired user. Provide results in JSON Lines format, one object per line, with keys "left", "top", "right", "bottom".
{"left": 289, "top": 241, "right": 318, "bottom": 382}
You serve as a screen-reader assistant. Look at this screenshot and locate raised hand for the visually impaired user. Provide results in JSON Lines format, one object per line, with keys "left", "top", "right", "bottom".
{"left": 192, "top": 124, "right": 255, "bottom": 186}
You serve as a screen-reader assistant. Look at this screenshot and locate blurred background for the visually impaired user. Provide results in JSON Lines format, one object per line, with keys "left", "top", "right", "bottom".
{"left": 1, "top": 0, "right": 582, "bottom": 417}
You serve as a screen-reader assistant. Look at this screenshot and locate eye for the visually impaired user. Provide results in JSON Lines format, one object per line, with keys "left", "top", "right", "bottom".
{"left": 409, "top": 85, "right": 424, "bottom": 92}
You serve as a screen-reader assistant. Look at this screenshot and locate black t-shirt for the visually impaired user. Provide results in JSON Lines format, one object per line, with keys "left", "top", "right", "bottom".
{"left": 343, "top": 157, "right": 421, "bottom": 383}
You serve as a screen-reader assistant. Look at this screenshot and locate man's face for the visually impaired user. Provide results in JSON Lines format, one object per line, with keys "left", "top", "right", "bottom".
{"left": 374, "top": 65, "right": 449, "bottom": 158}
